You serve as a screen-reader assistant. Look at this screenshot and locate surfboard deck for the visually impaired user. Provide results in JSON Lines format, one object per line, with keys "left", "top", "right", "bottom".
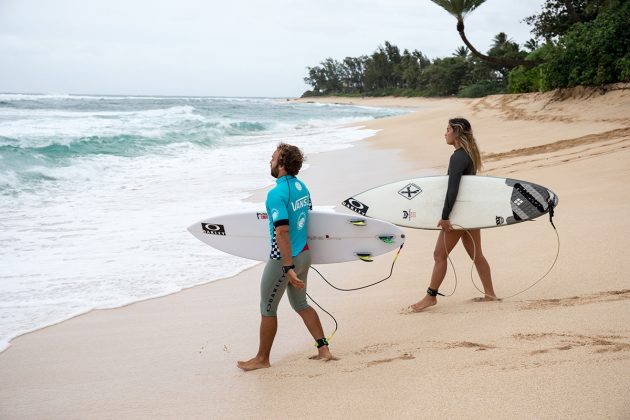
{"left": 188, "top": 210, "right": 405, "bottom": 264}
{"left": 342, "top": 175, "right": 558, "bottom": 230}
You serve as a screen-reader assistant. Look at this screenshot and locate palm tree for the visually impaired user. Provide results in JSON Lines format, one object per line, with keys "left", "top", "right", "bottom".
{"left": 453, "top": 46, "right": 469, "bottom": 57}
{"left": 524, "top": 38, "right": 539, "bottom": 52}
{"left": 429, "top": 0, "right": 542, "bottom": 68}
{"left": 492, "top": 32, "right": 509, "bottom": 47}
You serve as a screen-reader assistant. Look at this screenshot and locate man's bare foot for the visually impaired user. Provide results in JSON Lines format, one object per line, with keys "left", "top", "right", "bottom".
{"left": 236, "top": 357, "right": 270, "bottom": 371}
{"left": 409, "top": 295, "right": 437, "bottom": 312}
{"left": 308, "top": 346, "right": 338, "bottom": 361}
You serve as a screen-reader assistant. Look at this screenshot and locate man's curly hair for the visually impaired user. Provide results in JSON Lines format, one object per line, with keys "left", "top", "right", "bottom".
{"left": 276, "top": 143, "right": 305, "bottom": 176}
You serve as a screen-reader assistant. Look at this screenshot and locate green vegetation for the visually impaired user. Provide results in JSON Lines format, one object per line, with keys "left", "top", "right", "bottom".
{"left": 429, "top": 0, "right": 541, "bottom": 68}
{"left": 302, "top": 0, "right": 629, "bottom": 98}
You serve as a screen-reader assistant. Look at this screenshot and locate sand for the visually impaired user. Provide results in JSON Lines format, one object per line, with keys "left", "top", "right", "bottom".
{"left": 1, "top": 85, "right": 629, "bottom": 419}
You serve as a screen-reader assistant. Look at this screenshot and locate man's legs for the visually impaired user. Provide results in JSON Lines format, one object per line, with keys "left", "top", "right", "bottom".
{"left": 237, "top": 259, "right": 287, "bottom": 371}
{"left": 289, "top": 251, "right": 336, "bottom": 361}
{"left": 296, "top": 306, "right": 335, "bottom": 360}
{"left": 236, "top": 315, "right": 277, "bottom": 371}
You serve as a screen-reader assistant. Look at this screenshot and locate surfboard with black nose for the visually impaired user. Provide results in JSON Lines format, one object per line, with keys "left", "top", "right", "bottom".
{"left": 188, "top": 210, "right": 405, "bottom": 264}
{"left": 342, "top": 175, "right": 558, "bottom": 230}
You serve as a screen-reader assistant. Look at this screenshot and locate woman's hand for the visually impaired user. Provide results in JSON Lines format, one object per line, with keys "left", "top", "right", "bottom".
{"left": 437, "top": 219, "right": 453, "bottom": 232}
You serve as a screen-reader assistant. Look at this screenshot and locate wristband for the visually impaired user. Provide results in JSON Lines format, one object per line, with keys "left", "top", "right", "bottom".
{"left": 282, "top": 264, "right": 295, "bottom": 274}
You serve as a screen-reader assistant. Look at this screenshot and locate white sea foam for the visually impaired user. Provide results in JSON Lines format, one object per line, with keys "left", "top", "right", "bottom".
{"left": 0, "top": 93, "right": 205, "bottom": 101}
{"left": 0, "top": 95, "right": 407, "bottom": 352}
{"left": 0, "top": 105, "right": 205, "bottom": 143}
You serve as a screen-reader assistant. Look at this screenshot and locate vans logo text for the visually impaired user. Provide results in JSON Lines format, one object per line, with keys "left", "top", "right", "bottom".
{"left": 291, "top": 197, "right": 310, "bottom": 211}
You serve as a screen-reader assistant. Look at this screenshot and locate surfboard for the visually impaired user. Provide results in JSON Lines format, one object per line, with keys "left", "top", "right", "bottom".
{"left": 342, "top": 175, "right": 558, "bottom": 230}
{"left": 187, "top": 210, "right": 405, "bottom": 264}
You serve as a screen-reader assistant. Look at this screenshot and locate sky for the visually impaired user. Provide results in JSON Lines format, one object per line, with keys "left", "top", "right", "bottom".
{"left": 0, "top": 0, "right": 547, "bottom": 98}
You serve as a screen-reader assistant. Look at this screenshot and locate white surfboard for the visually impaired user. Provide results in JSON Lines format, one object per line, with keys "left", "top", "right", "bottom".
{"left": 342, "top": 175, "right": 558, "bottom": 230}
{"left": 187, "top": 210, "right": 405, "bottom": 264}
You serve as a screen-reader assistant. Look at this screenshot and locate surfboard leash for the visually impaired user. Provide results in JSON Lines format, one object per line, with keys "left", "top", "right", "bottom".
{"left": 490, "top": 195, "right": 560, "bottom": 299}
{"left": 305, "top": 290, "right": 338, "bottom": 344}
{"left": 311, "top": 243, "right": 404, "bottom": 292}
{"left": 448, "top": 214, "right": 560, "bottom": 300}
{"left": 479, "top": 221, "right": 560, "bottom": 300}
{"left": 305, "top": 244, "right": 405, "bottom": 344}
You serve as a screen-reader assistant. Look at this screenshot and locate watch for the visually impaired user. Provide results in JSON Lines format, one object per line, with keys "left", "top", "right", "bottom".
{"left": 282, "top": 264, "right": 295, "bottom": 274}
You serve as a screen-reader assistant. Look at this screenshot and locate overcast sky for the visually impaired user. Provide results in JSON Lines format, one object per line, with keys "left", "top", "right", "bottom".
{"left": 0, "top": 0, "right": 546, "bottom": 98}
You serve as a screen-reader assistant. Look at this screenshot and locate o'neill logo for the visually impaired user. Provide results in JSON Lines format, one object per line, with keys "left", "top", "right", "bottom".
{"left": 201, "top": 223, "right": 226, "bottom": 236}
{"left": 398, "top": 183, "right": 422, "bottom": 200}
{"left": 342, "top": 197, "right": 369, "bottom": 216}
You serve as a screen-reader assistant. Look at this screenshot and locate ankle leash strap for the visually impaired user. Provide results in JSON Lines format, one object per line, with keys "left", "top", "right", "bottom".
{"left": 315, "top": 337, "right": 329, "bottom": 348}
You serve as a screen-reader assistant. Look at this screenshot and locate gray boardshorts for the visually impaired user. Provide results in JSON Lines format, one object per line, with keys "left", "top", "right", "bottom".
{"left": 260, "top": 250, "right": 311, "bottom": 316}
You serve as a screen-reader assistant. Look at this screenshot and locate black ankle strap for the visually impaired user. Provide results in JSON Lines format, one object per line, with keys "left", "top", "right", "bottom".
{"left": 427, "top": 287, "right": 444, "bottom": 297}
{"left": 316, "top": 338, "right": 329, "bottom": 348}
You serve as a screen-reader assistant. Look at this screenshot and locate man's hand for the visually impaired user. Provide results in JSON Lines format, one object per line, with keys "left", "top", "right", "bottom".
{"left": 286, "top": 269, "right": 305, "bottom": 289}
{"left": 274, "top": 225, "right": 304, "bottom": 288}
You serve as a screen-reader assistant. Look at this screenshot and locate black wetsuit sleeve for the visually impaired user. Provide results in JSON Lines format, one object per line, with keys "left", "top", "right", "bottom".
{"left": 442, "top": 151, "right": 469, "bottom": 220}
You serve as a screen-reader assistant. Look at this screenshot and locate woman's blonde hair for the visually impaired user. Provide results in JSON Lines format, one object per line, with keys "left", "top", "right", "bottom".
{"left": 449, "top": 117, "right": 482, "bottom": 172}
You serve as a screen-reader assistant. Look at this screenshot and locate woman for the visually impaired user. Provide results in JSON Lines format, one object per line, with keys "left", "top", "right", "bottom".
{"left": 410, "top": 117, "right": 497, "bottom": 312}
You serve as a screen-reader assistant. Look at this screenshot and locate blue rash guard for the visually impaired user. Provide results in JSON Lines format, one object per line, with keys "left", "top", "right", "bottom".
{"left": 265, "top": 175, "right": 311, "bottom": 260}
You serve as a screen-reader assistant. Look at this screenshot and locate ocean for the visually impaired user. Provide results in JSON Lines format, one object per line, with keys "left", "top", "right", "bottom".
{"left": 0, "top": 93, "right": 406, "bottom": 352}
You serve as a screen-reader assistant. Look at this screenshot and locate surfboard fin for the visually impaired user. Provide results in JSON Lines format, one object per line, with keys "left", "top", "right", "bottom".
{"left": 356, "top": 253, "right": 373, "bottom": 262}
{"left": 378, "top": 235, "right": 395, "bottom": 244}
{"left": 350, "top": 219, "right": 366, "bottom": 226}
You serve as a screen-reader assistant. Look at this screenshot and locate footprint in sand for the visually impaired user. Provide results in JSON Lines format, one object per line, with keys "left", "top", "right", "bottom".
{"left": 444, "top": 341, "right": 496, "bottom": 351}
{"left": 367, "top": 353, "right": 415, "bottom": 367}
{"left": 513, "top": 332, "right": 630, "bottom": 356}
{"left": 520, "top": 289, "right": 630, "bottom": 310}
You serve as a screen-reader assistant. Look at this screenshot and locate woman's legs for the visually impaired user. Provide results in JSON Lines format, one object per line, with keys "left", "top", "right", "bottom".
{"left": 410, "top": 230, "right": 463, "bottom": 312}
{"left": 461, "top": 229, "right": 497, "bottom": 299}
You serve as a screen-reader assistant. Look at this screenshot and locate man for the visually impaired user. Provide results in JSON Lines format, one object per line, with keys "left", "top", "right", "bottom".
{"left": 237, "top": 143, "right": 335, "bottom": 371}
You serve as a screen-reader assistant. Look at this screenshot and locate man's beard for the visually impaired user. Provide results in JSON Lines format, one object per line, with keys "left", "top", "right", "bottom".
{"left": 270, "top": 164, "right": 279, "bottom": 178}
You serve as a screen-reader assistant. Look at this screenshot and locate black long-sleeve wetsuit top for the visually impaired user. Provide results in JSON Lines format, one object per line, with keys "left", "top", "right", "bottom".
{"left": 442, "top": 148, "right": 475, "bottom": 220}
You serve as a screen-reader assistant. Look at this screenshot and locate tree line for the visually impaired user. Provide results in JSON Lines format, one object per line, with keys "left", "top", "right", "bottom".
{"left": 302, "top": 0, "right": 629, "bottom": 98}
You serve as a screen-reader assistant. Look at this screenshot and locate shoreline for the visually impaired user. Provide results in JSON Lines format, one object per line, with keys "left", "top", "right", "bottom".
{"left": 290, "top": 95, "right": 465, "bottom": 110}
{"left": 0, "top": 106, "right": 401, "bottom": 355}
{"left": 0, "top": 260, "right": 262, "bottom": 354}
{"left": 2, "top": 90, "right": 629, "bottom": 419}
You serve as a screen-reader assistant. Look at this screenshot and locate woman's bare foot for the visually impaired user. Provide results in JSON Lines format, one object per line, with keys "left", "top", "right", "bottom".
{"left": 409, "top": 295, "right": 437, "bottom": 312}
{"left": 236, "top": 357, "right": 270, "bottom": 371}
{"left": 308, "top": 346, "right": 338, "bottom": 361}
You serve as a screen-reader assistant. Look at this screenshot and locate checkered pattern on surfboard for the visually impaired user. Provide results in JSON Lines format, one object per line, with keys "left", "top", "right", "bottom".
{"left": 506, "top": 180, "right": 551, "bottom": 224}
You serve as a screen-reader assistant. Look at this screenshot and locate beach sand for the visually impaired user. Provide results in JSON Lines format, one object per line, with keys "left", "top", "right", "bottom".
{"left": 1, "top": 86, "right": 630, "bottom": 419}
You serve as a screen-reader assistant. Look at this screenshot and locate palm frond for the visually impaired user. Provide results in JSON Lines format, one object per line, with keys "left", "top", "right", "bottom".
{"left": 429, "top": 0, "right": 487, "bottom": 20}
